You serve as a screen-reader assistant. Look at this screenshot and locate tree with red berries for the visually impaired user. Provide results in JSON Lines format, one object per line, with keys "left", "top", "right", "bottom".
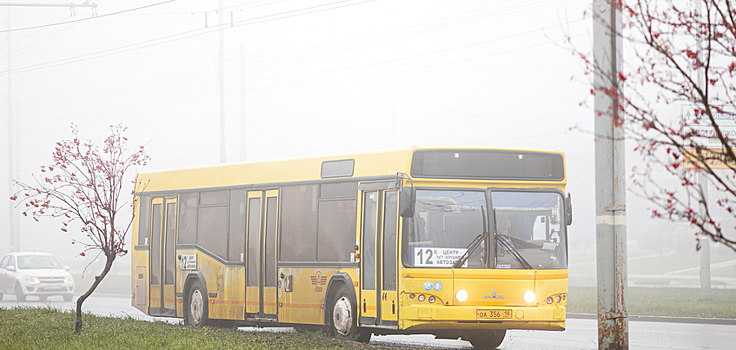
{"left": 572, "top": 0, "right": 736, "bottom": 251}
{"left": 11, "top": 124, "right": 149, "bottom": 332}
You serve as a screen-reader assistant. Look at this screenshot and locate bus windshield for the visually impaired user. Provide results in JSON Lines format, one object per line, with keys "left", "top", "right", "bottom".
{"left": 403, "top": 189, "right": 567, "bottom": 270}
{"left": 493, "top": 191, "right": 567, "bottom": 269}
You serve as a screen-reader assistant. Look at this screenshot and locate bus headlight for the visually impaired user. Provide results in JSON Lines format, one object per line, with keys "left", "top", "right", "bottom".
{"left": 456, "top": 289, "right": 468, "bottom": 302}
{"left": 524, "top": 291, "right": 535, "bottom": 303}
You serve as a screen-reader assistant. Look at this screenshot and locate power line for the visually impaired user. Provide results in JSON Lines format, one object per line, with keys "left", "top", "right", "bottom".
{"left": 0, "top": 0, "right": 178, "bottom": 33}
{"left": 244, "top": 17, "right": 586, "bottom": 83}
{"left": 240, "top": 0, "right": 565, "bottom": 71}
{"left": 0, "top": 0, "right": 378, "bottom": 76}
{"left": 242, "top": 32, "right": 589, "bottom": 90}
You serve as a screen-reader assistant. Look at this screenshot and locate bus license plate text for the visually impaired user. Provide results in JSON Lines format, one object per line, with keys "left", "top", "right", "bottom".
{"left": 476, "top": 309, "right": 512, "bottom": 320}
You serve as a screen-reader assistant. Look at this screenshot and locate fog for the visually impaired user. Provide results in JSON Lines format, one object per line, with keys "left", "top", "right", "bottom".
{"left": 1, "top": 1, "right": 727, "bottom": 290}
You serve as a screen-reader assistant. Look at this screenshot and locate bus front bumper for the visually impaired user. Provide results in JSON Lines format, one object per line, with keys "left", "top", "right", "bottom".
{"left": 399, "top": 304, "right": 566, "bottom": 331}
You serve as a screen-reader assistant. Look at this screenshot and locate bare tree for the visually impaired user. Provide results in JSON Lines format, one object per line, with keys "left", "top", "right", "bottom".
{"left": 11, "top": 124, "right": 149, "bottom": 332}
{"left": 571, "top": 0, "right": 736, "bottom": 251}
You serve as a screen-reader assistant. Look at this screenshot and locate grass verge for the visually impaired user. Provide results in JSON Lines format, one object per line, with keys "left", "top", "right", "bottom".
{"left": 0, "top": 307, "right": 373, "bottom": 350}
{"left": 568, "top": 286, "right": 736, "bottom": 319}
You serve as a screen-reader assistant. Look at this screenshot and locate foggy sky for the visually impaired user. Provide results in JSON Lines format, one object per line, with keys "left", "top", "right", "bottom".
{"left": 1, "top": 0, "right": 611, "bottom": 271}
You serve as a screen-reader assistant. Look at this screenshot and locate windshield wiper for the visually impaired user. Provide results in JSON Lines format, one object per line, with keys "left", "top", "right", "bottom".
{"left": 496, "top": 235, "right": 533, "bottom": 269}
{"left": 453, "top": 206, "right": 488, "bottom": 268}
{"left": 453, "top": 233, "right": 485, "bottom": 268}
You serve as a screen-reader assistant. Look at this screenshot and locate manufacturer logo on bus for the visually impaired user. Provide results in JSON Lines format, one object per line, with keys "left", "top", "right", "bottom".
{"left": 483, "top": 288, "right": 504, "bottom": 299}
{"left": 310, "top": 272, "right": 328, "bottom": 292}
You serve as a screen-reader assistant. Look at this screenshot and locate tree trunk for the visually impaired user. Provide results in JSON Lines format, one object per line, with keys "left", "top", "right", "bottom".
{"left": 75, "top": 252, "right": 115, "bottom": 333}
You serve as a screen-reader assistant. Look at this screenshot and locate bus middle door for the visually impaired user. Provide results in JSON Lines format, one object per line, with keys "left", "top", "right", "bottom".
{"left": 245, "top": 190, "right": 279, "bottom": 319}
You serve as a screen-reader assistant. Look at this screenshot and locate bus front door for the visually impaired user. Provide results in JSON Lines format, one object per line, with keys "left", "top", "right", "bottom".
{"left": 245, "top": 190, "right": 279, "bottom": 319}
{"left": 359, "top": 189, "right": 399, "bottom": 327}
{"left": 149, "top": 197, "right": 177, "bottom": 317}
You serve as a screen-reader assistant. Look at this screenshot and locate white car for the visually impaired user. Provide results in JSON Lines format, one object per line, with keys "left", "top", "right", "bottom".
{"left": 0, "top": 252, "right": 74, "bottom": 302}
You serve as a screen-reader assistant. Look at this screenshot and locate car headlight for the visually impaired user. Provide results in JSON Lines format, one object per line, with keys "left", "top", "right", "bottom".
{"left": 64, "top": 276, "right": 73, "bottom": 284}
{"left": 25, "top": 276, "right": 40, "bottom": 284}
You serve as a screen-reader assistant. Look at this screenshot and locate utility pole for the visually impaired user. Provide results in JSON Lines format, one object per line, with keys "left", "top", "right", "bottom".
{"left": 3, "top": 1, "right": 97, "bottom": 253}
{"left": 593, "top": 0, "right": 628, "bottom": 349}
{"left": 695, "top": 0, "right": 711, "bottom": 301}
{"left": 240, "top": 44, "right": 246, "bottom": 162}
{"left": 6, "top": 2, "right": 15, "bottom": 252}
{"left": 218, "top": 0, "right": 226, "bottom": 163}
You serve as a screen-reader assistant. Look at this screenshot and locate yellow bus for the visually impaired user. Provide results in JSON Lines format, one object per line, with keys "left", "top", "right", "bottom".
{"left": 131, "top": 148, "right": 572, "bottom": 348}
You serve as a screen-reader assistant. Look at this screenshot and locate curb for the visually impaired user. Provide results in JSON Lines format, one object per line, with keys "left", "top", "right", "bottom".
{"left": 568, "top": 313, "right": 736, "bottom": 325}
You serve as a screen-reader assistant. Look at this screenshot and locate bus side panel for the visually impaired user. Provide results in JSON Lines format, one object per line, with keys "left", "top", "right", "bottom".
{"left": 200, "top": 253, "right": 226, "bottom": 319}
{"left": 222, "top": 265, "right": 246, "bottom": 319}
{"left": 277, "top": 267, "right": 359, "bottom": 325}
{"left": 131, "top": 196, "right": 149, "bottom": 313}
{"left": 278, "top": 267, "right": 326, "bottom": 324}
{"left": 175, "top": 248, "right": 197, "bottom": 318}
{"left": 132, "top": 250, "right": 149, "bottom": 313}
{"left": 176, "top": 250, "right": 246, "bottom": 321}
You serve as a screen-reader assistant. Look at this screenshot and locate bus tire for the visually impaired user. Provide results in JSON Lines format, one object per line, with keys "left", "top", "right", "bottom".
{"left": 329, "top": 284, "right": 358, "bottom": 340}
{"left": 356, "top": 329, "right": 372, "bottom": 343}
{"left": 185, "top": 281, "right": 209, "bottom": 327}
{"left": 466, "top": 329, "right": 506, "bottom": 349}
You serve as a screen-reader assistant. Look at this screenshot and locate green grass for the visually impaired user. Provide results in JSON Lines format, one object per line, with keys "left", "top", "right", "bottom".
{"left": 568, "top": 286, "right": 736, "bottom": 319}
{"left": 0, "top": 307, "right": 373, "bottom": 350}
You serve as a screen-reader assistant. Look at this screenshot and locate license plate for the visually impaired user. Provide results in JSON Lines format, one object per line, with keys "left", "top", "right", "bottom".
{"left": 476, "top": 309, "right": 512, "bottom": 319}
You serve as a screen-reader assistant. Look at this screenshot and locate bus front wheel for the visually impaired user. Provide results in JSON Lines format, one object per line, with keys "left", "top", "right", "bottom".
{"left": 466, "top": 329, "right": 506, "bottom": 349}
{"left": 329, "top": 284, "right": 359, "bottom": 340}
{"left": 185, "top": 282, "right": 209, "bottom": 327}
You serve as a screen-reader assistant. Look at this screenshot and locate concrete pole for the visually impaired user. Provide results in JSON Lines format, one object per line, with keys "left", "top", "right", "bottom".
{"left": 240, "top": 44, "right": 246, "bottom": 162}
{"left": 698, "top": 172, "right": 712, "bottom": 299}
{"left": 694, "top": 0, "right": 712, "bottom": 302}
{"left": 6, "top": 3, "right": 16, "bottom": 253}
{"left": 593, "top": 0, "right": 628, "bottom": 349}
{"left": 218, "top": 0, "right": 226, "bottom": 163}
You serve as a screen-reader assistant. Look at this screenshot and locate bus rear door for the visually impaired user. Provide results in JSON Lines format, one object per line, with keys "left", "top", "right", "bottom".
{"left": 149, "top": 197, "right": 177, "bottom": 317}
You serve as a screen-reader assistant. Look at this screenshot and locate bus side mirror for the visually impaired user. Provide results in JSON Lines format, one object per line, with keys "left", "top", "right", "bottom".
{"left": 565, "top": 193, "right": 573, "bottom": 226}
{"left": 399, "top": 187, "right": 414, "bottom": 218}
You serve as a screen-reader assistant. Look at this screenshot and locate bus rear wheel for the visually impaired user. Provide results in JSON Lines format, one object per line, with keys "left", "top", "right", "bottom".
{"left": 329, "top": 284, "right": 359, "bottom": 340}
{"left": 466, "top": 329, "right": 506, "bottom": 349}
{"left": 185, "top": 282, "right": 208, "bottom": 327}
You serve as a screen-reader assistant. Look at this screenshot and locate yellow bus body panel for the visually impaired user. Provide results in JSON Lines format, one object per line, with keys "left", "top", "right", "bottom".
{"left": 131, "top": 148, "right": 569, "bottom": 334}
